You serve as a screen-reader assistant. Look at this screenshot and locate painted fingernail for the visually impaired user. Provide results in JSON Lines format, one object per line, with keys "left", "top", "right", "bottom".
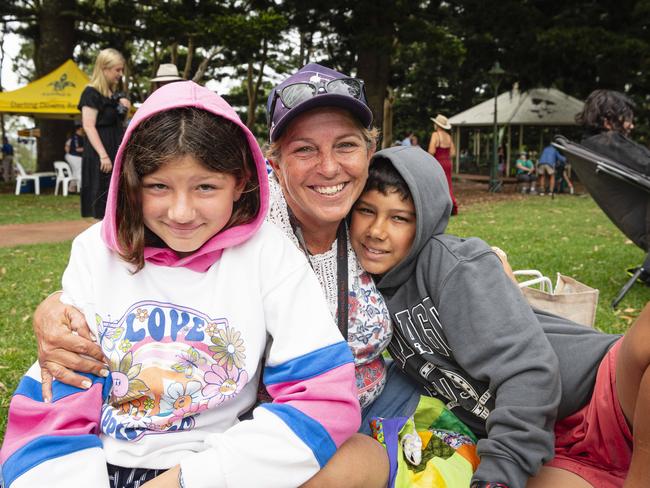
{"left": 100, "top": 369, "right": 109, "bottom": 377}
{"left": 81, "top": 380, "right": 92, "bottom": 389}
{"left": 90, "top": 332, "right": 97, "bottom": 341}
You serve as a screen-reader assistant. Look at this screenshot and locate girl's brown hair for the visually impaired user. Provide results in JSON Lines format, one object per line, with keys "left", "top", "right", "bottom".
{"left": 116, "top": 107, "right": 260, "bottom": 272}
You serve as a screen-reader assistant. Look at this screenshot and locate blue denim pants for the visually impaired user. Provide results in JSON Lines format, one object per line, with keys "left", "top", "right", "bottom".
{"left": 359, "top": 360, "right": 425, "bottom": 435}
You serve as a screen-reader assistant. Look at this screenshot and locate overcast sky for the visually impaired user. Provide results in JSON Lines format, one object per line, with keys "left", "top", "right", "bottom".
{"left": 1, "top": 32, "right": 22, "bottom": 91}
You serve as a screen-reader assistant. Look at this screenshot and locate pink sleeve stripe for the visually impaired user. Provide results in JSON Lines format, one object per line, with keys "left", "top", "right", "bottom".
{"left": 265, "top": 362, "right": 360, "bottom": 447}
{"left": 0, "top": 383, "right": 104, "bottom": 464}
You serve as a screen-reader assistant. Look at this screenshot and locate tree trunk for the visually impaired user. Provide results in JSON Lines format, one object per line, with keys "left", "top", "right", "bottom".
{"left": 354, "top": 6, "right": 393, "bottom": 141}
{"left": 183, "top": 37, "right": 194, "bottom": 80}
{"left": 246, "top": 39, "right": 268, "bottom": 129}
{"left": 192, "top": 46, "right": 223, "bottom": 83}
{"left": 34, "top": 0, "right": 76, "bottom": 172}
{"left": 299, "top": 31, "right": 313, "bottom": 67}
{"left": 152, "top": 40, "right": 160, "bottom": 77}
{"left": 1, "top": 21, "right": 6, "bottom": 140}
{"left": 170, "top": 42, "right": 178, "bottom": 66}
{"left": 382, "top": 86, "right": 395, "bottom": 149}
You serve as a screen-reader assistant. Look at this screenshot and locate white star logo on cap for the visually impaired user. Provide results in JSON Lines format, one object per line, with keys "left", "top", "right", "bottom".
{"left": 309, "top": 74, "right": 322, "bottom": 84}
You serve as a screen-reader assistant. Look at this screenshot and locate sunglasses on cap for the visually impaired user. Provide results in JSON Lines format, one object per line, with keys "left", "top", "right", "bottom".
{"left": 267, "top": 77, "right": 366, "bottom": 127}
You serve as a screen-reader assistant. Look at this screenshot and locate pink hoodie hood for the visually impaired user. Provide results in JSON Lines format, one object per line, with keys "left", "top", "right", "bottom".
{"left": 101, "top": 81, "right": 269, "bottom": 272}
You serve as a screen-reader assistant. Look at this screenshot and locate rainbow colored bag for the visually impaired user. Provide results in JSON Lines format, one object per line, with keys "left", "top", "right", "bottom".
{"left": 371, "top": 396, "right": 480, "bottom": 488}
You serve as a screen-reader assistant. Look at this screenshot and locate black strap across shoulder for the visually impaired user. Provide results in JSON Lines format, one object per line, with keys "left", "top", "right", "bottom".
{"left": 335, "top": 221, "right": 349, "bottom": 339}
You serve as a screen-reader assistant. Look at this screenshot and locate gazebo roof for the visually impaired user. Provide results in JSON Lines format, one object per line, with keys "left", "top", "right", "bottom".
{"left": 448, "top": 87, "right": 584, "bottom": 127}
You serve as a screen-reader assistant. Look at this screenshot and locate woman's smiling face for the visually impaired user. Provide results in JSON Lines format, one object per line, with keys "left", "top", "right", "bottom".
{"left": 270, "top": 107, "right": 374, "bottom": 233}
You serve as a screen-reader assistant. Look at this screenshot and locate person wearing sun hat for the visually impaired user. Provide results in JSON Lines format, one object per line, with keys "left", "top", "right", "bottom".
{"left": 428, "top": 113, "right": 458, "bottom": 214}
{"left": 149, "top": 63, "right": 183, "bottom": 91}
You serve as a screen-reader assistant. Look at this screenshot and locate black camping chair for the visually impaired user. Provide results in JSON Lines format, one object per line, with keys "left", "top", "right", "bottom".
{"left": 553, "top": 136, "right": 650, "bottom": 308}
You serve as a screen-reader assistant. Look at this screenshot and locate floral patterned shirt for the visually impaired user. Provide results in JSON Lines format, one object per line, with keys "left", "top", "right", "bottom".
{"left": 267, "top": 175, "right": 392, "bottom": 407}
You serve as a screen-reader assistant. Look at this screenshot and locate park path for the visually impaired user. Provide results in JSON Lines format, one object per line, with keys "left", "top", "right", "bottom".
{"left": 0, "top": 219, "right": 95, "bottom": 248}
{"left": 0, "top": 181, "right": 538, "bottom": 249}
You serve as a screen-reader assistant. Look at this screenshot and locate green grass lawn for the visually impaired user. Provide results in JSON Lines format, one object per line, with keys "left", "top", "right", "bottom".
{"left": 0, "top": 193, "right": 82, "bottom": 225}
{"left": 447, "top": 193, "right": 649, "bottom": 334}
{"left": 0, "top": 193, "right": 648, "bottom": 440}
{"left": 0, "top": 242, "right": 72, "bottom": 437}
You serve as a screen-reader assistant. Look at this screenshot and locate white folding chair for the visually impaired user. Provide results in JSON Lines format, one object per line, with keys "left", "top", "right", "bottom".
{"left": 513, "top": 269, "right": 553, "bottom": 292}
{"left": 54, "top": 160, "right": 80, "bottom": 196}
{"left": 14, "top": 161, "right": 56, "bottom": 195}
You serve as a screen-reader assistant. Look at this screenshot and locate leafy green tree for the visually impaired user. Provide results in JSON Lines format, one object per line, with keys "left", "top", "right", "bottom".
{"left": 2, "top": 0, "right": 77, "bottom": 170}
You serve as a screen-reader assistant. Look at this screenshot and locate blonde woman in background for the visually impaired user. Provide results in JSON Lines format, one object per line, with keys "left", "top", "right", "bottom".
{"left": 78, "top": 48, "right": 130, "bottom": 219}
{"left": 428, "top": 114, "right": 458, "bottom": 214}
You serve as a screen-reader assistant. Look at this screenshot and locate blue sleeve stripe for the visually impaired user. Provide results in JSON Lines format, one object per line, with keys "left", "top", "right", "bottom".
{"left": 14, "top": 373, "right": 110, "bottom": 403}
{"left": 261, "top": 403, "right": 336, "bottom": 468}
{"left": 264, "top": 341, "right": 353, "bottom": 386}
{"left": 2, "top": 435, "right": 102, "bottom": 487}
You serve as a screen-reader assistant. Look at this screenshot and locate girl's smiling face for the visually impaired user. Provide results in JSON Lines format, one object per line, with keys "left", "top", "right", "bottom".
{"left": 141, "top": 155, "right": 245, "bottom": 256}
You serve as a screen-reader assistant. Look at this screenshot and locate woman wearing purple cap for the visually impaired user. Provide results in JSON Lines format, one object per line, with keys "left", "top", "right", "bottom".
{"left": 264, "top": 63, "right": 424, "bottom": 487}
{"left": 27, "top": 63, "right": 421, "bottom": 487}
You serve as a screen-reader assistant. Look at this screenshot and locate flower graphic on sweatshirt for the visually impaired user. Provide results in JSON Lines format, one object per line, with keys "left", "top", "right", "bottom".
{"left": 135, "top": 308, "right": 149, "bottom": 322}
{"left": 159, "top": 380, "right": 203, "bottom": 415}
{"left": 209, "top": 326, "right": 246, "bottom": 370}
{"left": 119, "top": 339, "right": 132, "bottom": 353}
{"left": 109, "top": 351, "right": 149, "bottom": 404}
{"left": 202, "top": 364, "right": 248, "bottom": 407}
{"left": 205, "top": 322, "right": 219, "bottom": 337}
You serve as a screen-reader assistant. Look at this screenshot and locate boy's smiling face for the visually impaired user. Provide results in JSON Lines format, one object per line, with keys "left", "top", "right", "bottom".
{"left": 350, "top": 189, "right": 416, "bottom": 276}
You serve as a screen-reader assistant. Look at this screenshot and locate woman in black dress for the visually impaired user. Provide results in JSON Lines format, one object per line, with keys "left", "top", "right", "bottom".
{"left": 78, "top": 48, "right": 131, "bottom": 218}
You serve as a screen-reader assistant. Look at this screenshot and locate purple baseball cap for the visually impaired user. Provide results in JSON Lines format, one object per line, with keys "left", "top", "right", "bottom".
{"left": 267, "top": 63, "right": 373, "bottom": 142}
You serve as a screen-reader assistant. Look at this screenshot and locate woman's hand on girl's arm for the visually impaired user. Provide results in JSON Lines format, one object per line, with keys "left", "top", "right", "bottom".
{"left": 141, "top": 466, "right": 181, "bottom": 488}
{"left": 33, "top": 291, "right": 108, "bottom": 402}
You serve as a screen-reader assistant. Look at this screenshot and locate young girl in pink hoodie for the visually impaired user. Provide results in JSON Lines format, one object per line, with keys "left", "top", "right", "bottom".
{"left": 1, "top": 81, "right": 359, "bottom": 488}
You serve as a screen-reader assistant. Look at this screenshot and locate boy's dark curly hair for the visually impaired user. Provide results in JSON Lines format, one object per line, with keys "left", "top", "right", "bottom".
{"left": 576, "top": 89, "right": 635, "bottom": 135}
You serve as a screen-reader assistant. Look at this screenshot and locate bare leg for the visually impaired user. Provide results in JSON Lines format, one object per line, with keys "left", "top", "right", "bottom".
{"left": 300, "top": 434, "right": 389, "bottom": 488}
{"left": 527, "top": 467, "right": 593, "bottom": 487}
{"left": 563, "top": 170, "right": 574, "bottom": 193}
{"left": 615, "top": 303, "right": 650, "bottom": 487}
{"left": 549, "top": 173, "right": 556, "bottom": 194}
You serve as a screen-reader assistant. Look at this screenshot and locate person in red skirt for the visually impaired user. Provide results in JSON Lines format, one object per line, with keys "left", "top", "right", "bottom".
{"left": 427, "top": 114, "right": 458, "bottom": 214}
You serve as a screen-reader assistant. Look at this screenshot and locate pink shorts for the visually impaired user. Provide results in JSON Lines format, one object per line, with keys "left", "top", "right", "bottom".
{"left": 545, "top": 338, "right": 632, "bottom": 487}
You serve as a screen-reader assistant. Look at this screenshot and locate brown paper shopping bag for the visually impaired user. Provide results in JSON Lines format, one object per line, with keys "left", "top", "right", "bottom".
{"left": 517, "top": 271, "right": 599, "bottom": 327}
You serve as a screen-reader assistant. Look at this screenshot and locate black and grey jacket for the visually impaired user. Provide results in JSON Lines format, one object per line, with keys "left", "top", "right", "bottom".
{"left": 371, "top": 146, "right": 619, "bottom": 488}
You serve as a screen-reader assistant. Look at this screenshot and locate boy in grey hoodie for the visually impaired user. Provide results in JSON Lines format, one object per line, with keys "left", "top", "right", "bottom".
{"left": 349, "top": 145, "right": 650, "bottom": 488}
